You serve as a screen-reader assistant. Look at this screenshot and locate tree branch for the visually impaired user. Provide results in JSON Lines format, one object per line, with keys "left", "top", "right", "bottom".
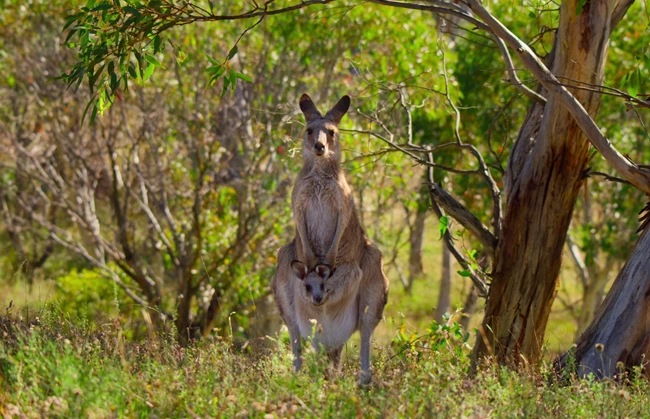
{"left": 429, "top": 182, "right": 497, "bottom": 258}
{"left": 465, "top": 0, "right": 650, "bottom": 195}
{"left": 566, "top": 233, "right": 589, "bottom": 288}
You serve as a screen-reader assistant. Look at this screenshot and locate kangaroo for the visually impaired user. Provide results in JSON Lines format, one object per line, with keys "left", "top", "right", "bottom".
{"left": 288, "top": 260, "right": 358, "bottom": 368}
{"left": 272, "top": 94, "right": 389, "bottom": 385}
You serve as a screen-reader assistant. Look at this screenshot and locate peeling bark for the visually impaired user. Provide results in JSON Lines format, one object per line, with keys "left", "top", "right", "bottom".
{"left": 557, "top": 229, "right": 650, "bottom": 378}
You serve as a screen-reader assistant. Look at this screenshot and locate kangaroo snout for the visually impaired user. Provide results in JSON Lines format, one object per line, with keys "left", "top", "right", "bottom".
{"left": 314, "top": 142, "right": 325, "bottom": 154}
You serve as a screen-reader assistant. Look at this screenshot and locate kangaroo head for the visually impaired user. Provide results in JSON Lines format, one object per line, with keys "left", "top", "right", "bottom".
{"left": 299, "top": 93, "right": 350, "bottom": 163}
{"left": 291, "top": 260, "right": 332, "bottom": 306}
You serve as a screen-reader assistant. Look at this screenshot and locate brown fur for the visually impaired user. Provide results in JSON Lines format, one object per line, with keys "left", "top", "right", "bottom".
{"left": 271, "top": 94, "right": 389, "bottom": 385}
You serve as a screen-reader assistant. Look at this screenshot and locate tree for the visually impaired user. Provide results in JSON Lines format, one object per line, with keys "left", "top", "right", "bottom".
{"left": 50, "top": 0, "right": 650, "bottom": 372}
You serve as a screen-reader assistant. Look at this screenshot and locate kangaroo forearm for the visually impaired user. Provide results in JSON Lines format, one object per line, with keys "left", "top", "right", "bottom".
{"left": 326, "top": 263, "right": 362, "bottom": 303}
{"left": 325, "top": 213, "right": 347, "bottom": 265}
{"left": 296, "top": 215, "right": 315, "bottom": 263}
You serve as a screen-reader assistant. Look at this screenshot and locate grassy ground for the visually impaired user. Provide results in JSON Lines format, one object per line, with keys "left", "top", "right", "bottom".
{"left": 1, "top": 313, "right": 649, "bottom": 418}
{"left": 1, "top": 217, "right": 624, "bottom": 418}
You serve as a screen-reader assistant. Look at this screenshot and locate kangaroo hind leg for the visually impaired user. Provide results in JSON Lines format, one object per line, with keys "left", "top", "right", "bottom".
{"left": 358, "top": 244, "right": 389, "bottom": 386}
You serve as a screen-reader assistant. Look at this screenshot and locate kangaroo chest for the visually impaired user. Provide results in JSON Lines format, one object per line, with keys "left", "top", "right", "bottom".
{"left": 299, "top": 178, "right": 344, "bottom": 256}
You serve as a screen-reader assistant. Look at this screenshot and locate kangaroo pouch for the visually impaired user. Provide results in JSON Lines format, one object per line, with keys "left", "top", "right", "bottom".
{"left": 297, "top": 297, "right": 359, "bottom": 351}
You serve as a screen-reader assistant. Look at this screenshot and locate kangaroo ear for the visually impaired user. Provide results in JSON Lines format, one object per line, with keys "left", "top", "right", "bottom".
{"left": 315, "top": 264, "right": 331, "bottom": 280}
{"left": 291, "top": 260, "right": 309, "bottom": 280}
{"left": 325, "top": 95, "right": 350, "bottom": 125}
{"left": 299, "top": 93, "right": 323, "bottom": 123}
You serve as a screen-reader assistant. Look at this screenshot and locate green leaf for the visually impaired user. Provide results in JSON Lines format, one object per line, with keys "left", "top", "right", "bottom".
{"left": 438, "top": 215, "right": 449, "bottom": 239}
{"left": 528, "top": 11, "right": 536, "bottom": 18}
{"left": 89, "top": 102, "right": 99, "bottom": 125}
{"left": 88, "top": 63, "right": 105, "bottom": 94}
{"left": 153, "top": 35, "right": 162, "bottom": 53}
{"left": 92, "top": 2, "right": 113, "bottom": 11}
{"left": 128, "top": 62, "right": 137, "bottom": 79}
{"left": 64, "top": 28, "right": 78, "bottom": 45}
{"left": 63, "top": 14, "right": 80, "bottom": 31}
{"left": 148, "top": 0, "right": 162, "bottom": 10}
{"left": 227, "top": 45, "right": 238, "bottom": 60}
{"left": 145, "top": 54, "right": 164, "bottom": 68}
{"left": 575, "top": 0, "right": 587, "bottom": 15}
{"left": 206, "top": 54, "right": 220, "bottom": 66}
{"left": 233, "top": 71, "right": 252, "bottom": 83}
{"left": 123, "top": 6, "right": 141, "bottom": 15}
{"left": 230, "top": 71, "right": 237, "bottom": 94}
{"left": 457, "top": 270, "right": 471, "bottom": 277}
{"left": 143, "top": 63, "right": 155, "bottom": 81}
{"left": 221, "top": 75, "right": 231, "bottom": 97}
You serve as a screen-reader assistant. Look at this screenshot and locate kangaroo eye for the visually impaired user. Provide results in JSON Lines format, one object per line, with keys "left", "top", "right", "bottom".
{"left": 306, "top": 128, "right": 313, "bottom": 135}
{"left": 320, "top": 284, "right": 325, "bottom": 291}
{"left": 306, "top": 285, "right": 312, "bottom": 293}
{"left": 327, "top": 129, "right": 335, "bottom": 137}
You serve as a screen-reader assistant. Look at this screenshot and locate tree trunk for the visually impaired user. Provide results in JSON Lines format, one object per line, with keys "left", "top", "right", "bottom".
{"left": 408, "top": 209, "right": 427, "bottom": 286}
{"left": 575, "top": 264, "right": 612, "bottom": 338}
{"left": 175, "top": 267, "right": 193, "bottom": 345}
{"left": 459, "top": 285, "right": 479, "bottom": 331}
{"left": 434, "top": 243, "right": 452, "bottom": 323}
{"left": 473, "top": 0, "right": 629, "bottom": 366}
{"left": 557, "top": 228, "right": 650, "bottom": 378}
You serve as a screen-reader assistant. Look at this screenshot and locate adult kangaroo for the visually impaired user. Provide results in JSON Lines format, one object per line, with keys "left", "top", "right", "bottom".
{"left": 272, "top": 94, "right": 389, "bottom": 386}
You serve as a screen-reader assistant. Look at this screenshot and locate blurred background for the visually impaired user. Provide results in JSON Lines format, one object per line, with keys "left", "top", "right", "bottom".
{"left": 0, "top": 0, "right": 647, "bottom": 356}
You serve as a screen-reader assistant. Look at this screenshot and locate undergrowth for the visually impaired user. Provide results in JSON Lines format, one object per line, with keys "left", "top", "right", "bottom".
{"left": 0, "top": 310, "right": 649, "bottom": 418}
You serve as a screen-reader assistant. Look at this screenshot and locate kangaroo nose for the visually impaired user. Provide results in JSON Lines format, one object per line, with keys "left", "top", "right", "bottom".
{"left": 314, "top": 142, "right": 325, "bottom": 152}
{"left": 313, "top": 295, "right": 323, "bottom": 304}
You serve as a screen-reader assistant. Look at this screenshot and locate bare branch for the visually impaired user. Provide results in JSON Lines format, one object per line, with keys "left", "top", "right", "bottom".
{"left": 584, "top": 171, "right": 632, "bottom": 185}
{"left": 367, "top": 0, "right": 491, "bottom": 32}
{"left": 492, "top": 35, "right": 546, "bottom": 104}
{"left": 566, "top": 233, "right": 589, "bottom": 288}
{"left": 427, "top": 187, "right": 489, "bottom": 297}
{"left": 440, "top": 45, "right": 503, "bottom": 240}
{"left": 428, "top": 182, "right": 497, "bottom": 258}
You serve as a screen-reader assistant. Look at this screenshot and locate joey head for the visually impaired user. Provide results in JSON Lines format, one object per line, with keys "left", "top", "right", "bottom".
{"left": 291, "top": 260, "right": 332, "bottom": 306}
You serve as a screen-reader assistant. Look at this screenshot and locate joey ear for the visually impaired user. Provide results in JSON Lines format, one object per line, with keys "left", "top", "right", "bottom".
{"left": 291, "top": 260, "right": 309, "bottom": 280}
{"left": 299, "top": 93, "right": 323, "bottom": 123}
{"left": 315, "top": 264, "right": 331, "bottom": 280}
{"left": 325, "top": 95, "right": 350, "bottom": 125}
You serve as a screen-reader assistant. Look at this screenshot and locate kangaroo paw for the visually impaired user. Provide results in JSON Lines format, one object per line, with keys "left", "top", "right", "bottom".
{"left": 358, "top": 369, "right": 371, "bottom": 388}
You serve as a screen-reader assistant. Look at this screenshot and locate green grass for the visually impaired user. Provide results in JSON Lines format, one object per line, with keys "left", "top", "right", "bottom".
{"left": 2, "top": 313, "right": 650, "bottom": 418}
{"left": 0, "top": 217, "right": 627, "bottom": 418}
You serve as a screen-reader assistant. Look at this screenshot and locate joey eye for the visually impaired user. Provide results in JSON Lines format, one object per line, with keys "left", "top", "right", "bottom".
{"left": 327, "top": 129, "right": 335, "bottom": 137}
{"left": 320, "top": 284, "right": 325, "bottom": 292}
{"left": 306, "top": 128, "right": 313, "bottom": 135}
{"left": 306, "top": 285, "right": 312, "bottom": 293}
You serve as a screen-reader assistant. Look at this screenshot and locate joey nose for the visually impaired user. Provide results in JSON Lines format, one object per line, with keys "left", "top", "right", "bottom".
{"left": 314, "top": 142, "right": 325, "bottom": 153}
{"left": 313, "top": 295, "right": 323, "bottom": 304}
